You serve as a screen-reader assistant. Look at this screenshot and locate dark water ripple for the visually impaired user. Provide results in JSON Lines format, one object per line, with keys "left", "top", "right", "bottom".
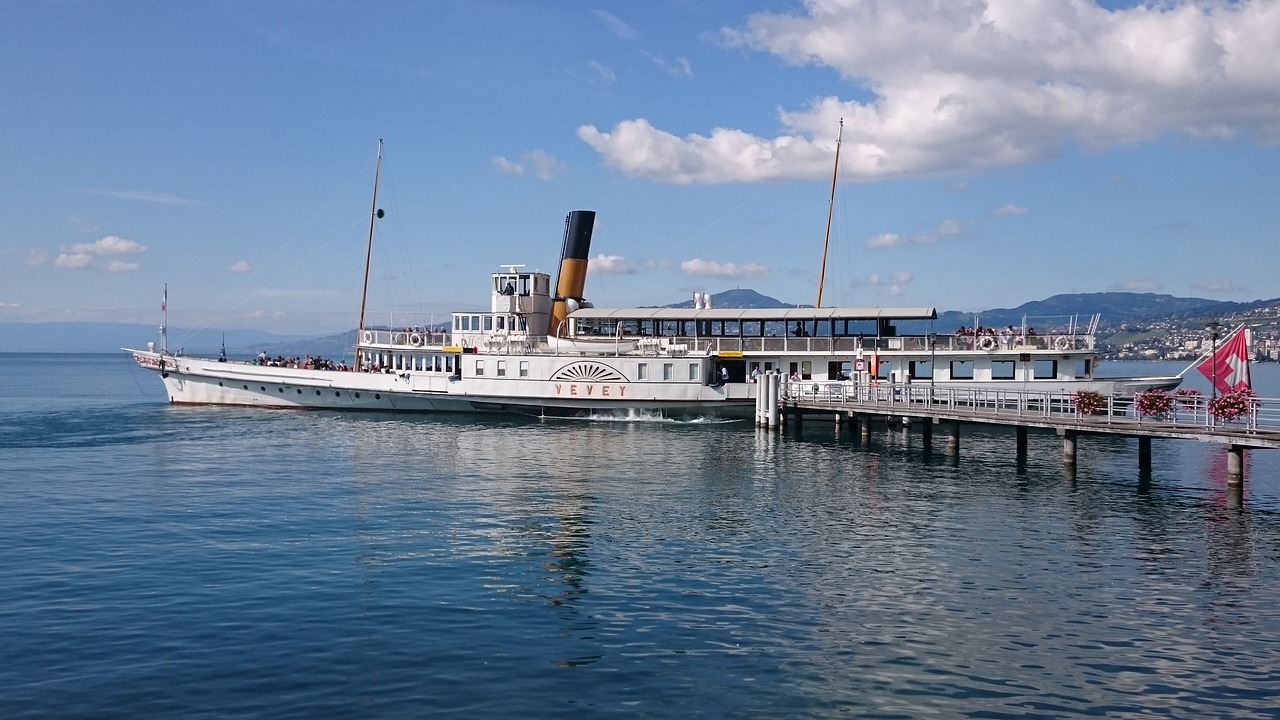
{"left": 2, "top": 356, "right": 1280, "bottom": 717}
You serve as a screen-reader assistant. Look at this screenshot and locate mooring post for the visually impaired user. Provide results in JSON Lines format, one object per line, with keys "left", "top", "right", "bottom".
{"left": 947, "top": 421, "right": 960, "bottom": 458}
{"left": 1062, "top": 429, "right": 1078, "bottom": 467}
{"left": 1227, "top": 445, "right": 1245, "bottom": 483}
{"left": 1138, "top": 436, "right": 1152, "bottom": 472}
{"left": 860, "top": 415, "right": 871, "bottom": 444}
{"left": 921, "top": 417, "right": 933, "bottom": 445}
{"left": 1016, "top": 426, "right": 1028, "bottom": 461}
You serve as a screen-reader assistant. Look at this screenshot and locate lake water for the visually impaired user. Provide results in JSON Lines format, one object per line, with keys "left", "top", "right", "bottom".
{"left": 2, "top": 354, "right": 1279, "bottom": 718}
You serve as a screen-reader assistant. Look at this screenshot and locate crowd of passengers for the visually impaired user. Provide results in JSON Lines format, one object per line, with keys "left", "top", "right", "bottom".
{"left": 954, "top": 324, "right": 1039, "bottom": 348}
{"left": 252, "top": 352, "right": 349, "bottom": 371}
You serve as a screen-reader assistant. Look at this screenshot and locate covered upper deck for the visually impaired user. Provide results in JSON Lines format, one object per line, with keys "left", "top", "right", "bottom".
{"left": 567, "top": 306, "right": 937, "bottom": 322}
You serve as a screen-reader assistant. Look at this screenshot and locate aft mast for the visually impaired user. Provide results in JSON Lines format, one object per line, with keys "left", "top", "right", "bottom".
{"left": 355, "top": 139, "right": 384, "bottom": 369}
{"left": 816, "top": 118, "right": 843, "bottom": 309}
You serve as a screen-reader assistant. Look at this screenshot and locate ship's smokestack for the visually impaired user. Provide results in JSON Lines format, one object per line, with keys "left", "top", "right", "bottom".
{"left": 548, "top": 210, "right": 596, "bottom": 336}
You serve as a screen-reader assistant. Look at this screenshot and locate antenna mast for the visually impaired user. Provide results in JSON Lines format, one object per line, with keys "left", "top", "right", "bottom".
{"left": 816, "top": 118, "right": 843, "bottom": 309}
{"left": 355, "top": 139, "right": 383, "bottom": 368}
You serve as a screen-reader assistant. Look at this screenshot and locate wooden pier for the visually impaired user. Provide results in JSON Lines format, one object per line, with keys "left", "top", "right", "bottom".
{"left": 760, "top": 377, "right": 1280, "bottom": 484}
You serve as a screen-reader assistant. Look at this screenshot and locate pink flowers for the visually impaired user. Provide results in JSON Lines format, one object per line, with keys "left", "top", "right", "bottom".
{"left": 1208, "top": 388, "right": 1258, "bottom": 422}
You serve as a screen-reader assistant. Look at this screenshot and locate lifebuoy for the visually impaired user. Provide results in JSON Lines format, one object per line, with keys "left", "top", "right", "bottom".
{"left": 362, "top": 331, "right": 373, "bottom": 344}
{"left": 1054, "top": 336, "right": 1071, "bottom": 350}
{"left": 978, "top": 336, "right": 997, "bottom": 351}
{"left": 409, "top": 333, "right": 423, "bottom": 346}
{"left": 393, "top": 333, "right": 407, "bottom": 345}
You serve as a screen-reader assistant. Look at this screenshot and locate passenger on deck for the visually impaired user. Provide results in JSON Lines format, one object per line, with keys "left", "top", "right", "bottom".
{"left": 502, "top": 282, "right": 515, "bottom": 295}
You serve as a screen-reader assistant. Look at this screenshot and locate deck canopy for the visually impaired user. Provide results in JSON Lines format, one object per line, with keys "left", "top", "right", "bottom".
{"left": 568, "top": 307, "right": 937, "bottom": 322}
{"left": 567, "top": 306, "right": 938, "bottom": 339}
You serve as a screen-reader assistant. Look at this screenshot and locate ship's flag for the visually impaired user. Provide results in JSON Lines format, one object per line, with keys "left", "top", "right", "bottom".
{"left": 1197, "top": 325, "right": 1251, "bottom": 396}
{"left": 161, "top": 287, "right": 167, "bottom": 313}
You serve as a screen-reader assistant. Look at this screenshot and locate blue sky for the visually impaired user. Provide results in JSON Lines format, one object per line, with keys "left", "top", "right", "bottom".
{"left": 3, "top": 0, "right": 1280, "bottom": 335}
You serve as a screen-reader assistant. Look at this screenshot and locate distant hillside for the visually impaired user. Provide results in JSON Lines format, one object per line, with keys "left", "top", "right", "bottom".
{"left": 937, "top": 293, "right": 1280, "bottom": 331}
{"left": 7, "top": 291, "right": 1278, "bottom": 354}
{"left": 662, "top": 288, "right": 802, "bottom": 309}
{"left": 0, "top": 322, "right": 314, "bottom": 355}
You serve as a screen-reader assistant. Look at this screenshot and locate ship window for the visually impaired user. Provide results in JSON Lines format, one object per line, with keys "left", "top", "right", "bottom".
{"left": 876, "top": 360, "right": 890, "bottom": 380}
{"left": 496, "top": 316, "right": 505, "bottom": 330}
{"left": 950, "top": 360, "right": 974, "bottom": 380}
{"left": 991, "top": 360, "right": 1015, "bottom": 380}
{"left": 637, "top": 363, "right": 648, "bottom": 380}
{"left": 454, "top": 316, "right": 462, "bottom": 331}
{"left": 484, "top": 315, "right": 493, "bottom": 331}
{"left": 1074, "top": 359, "right": 1091, "bottom": 378}
{"left": 497, "top": 360, "right": 506, "bottom": 377}
{"left": 1034, "top": 360, "right": 1057, "bottom": 379}
{"left": 663, "top": 363, "right": 674, "bottom": 380}
{"left": 689, "top": 363, "right": 699, "bottom": 380}
{"left": 475, "top": 360, "right": 485, "bottom": 376}
{"left": 519, "top": 361, "right": 528, "bottom": 377}
{"left": 910, "top": 360, "right": 932, "bottom": 380}
{"left": 801, "top": 361, "right": 812, "bottom": 380}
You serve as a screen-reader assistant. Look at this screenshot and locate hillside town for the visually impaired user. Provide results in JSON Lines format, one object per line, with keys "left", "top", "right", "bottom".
{"left": 1099, "top": 305, "right": 1280, "bottom": 362}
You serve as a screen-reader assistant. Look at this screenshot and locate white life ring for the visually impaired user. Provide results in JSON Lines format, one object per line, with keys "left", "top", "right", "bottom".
{"left": 362, "top": 331, "right": 373, "bottom": 344}
{"left": 409, "top": 333, "right": 423, "bottom": 346}
{"left": 1054, "top": 336, "right": 1071, "bottom": 350}
{"left": 978, "top": 336, "right": 997, "bottom": 351}
{"left": 393, "top": 333, "right": 407, "bottom": 345}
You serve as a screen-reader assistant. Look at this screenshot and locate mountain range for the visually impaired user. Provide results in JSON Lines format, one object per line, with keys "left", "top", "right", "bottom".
{"left": 4, "top": 291, "right": 1275, "bottom": 355}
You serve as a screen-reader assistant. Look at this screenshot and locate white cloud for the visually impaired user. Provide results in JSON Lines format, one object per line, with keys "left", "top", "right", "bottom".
{"left": 492, "top": 150, "right": 565, "bottom": 180}
{"left": 69, "top": 235, "right": 147, "bottom": 256}
{"left": 643, "top": 51, "right": 693, "bottom": 78}
{"left": 1111, "top": 279, "right": 1164, "bottom": 292}
{"left": 680, "top": 258, "right": 770, "bottom": 279}
{"left": 590, "top": 253, "right": 637, "bottom": 274}
{"left": 891, "top": 271, "right": 914, "bottom": 285}
{"left": 592, "top": 9, "right": 638, "bottom": 40}
{"left": 865, "top": 221, "right": 962, "bottom": 249}
{"left": 54, "top": 235, "right": 148, "bottom": 271}
{"left": 587, "top": 60, "right": 616, "bottom": 85}
{"left": 492, "top": 156, "right": 524, "bottom": 176}
{"left": 1192, "top": 278, "right": 1243, "bottom": 293}
{"left": 55, "top": 252, "right": 94, "bottom": 269}
{"left": 81, "top": 189, "right": 200, "bottom": 206}
{"left": 865, "top": 233, "right": 905, "bottom": 249}
{"left": 228, "top": 260, "right": 253, "bottom": 273}
{"left": 582, "top": 0, "right": 1280, "bottom": 183}
{"left": 26, "top": 249, "right": 46, "bottom": 266}
{"left": 992, "top": 204, "right": 1029, "bottom": 217}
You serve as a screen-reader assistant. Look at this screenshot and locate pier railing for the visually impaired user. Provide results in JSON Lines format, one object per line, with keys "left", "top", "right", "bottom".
{"left": 781, "top": 381, "right": 1280, "bottom": 435}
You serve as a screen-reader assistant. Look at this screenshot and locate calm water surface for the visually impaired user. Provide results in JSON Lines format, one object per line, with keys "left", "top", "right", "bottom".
{"left": 2, "top": 355, "right": 1278, "bottom": 718}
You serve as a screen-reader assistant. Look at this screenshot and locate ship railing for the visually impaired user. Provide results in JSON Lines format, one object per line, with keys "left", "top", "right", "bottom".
{"left": 779, "top": 382, "right": 1280, "bottom": 433}
{"left": 363, "top": 329, "right": 450, "bottom": 348}
{"left": 608, "top": 333, "right": 1094, "bottom": 355}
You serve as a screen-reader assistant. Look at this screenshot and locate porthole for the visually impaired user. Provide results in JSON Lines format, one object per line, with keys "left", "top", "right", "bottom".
{"left": 315, "top": 390, "right": 321, "bottom": 396}
{"left": 354, "top": 392, "right": 361, "bottom": 398}
{"left": 260, "top": 386, "right": 266, "bottom": 392}
{"left": 335, "top": 391, "right": 341, "bottom": 397}
{"left": 374, "top": 393, "right": 381, "bottom": 400}
{"left": 243, "top": 385, "right": 249, "bottom": 390}
{"left": 218, "top": 382, "right": 224, "bottom": 387}
{"left": 297, "top": 389, "right": 302, "bottom": 394}
{"left": 278, "top": 387, "right": 284, "bottom": 393}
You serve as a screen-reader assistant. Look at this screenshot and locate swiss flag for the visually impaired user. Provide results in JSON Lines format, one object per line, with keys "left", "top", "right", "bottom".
{"left": 1197, "top": 326, "right": 1251, "bottom": 396}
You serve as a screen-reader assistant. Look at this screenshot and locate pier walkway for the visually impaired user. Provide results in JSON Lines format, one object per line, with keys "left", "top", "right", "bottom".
{"left": 770, "top": 381, "right": 1280, "bottom": 482}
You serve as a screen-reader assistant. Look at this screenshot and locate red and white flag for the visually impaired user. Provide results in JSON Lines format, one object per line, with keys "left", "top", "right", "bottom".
{"left": 161, "top": 286, "right": 167, "bottom": 313}
{"left": 1197, "top": 325, "right": 1251, "bottom": 396}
